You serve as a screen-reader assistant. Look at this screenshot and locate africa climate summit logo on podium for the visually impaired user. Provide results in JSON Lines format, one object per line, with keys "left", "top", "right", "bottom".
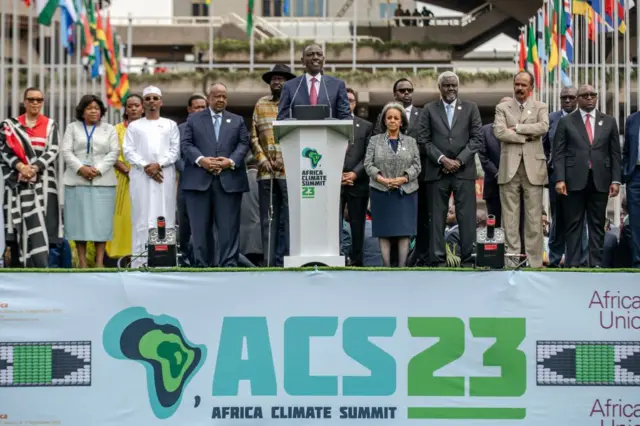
{"left": 103, "top": 308, "right": 207, "bottom": 419}
{"left": 302, "top": 147, "right": 322, "bottom": 169}
{"left": 301, "top": 147, "right": 326, "bottom": 199}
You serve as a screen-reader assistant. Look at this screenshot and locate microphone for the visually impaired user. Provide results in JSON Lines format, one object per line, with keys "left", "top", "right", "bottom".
{"left": 288, "top": 76, "right": 305, "bottom": 120}
{"left": 486, "top": 215, "right": 496, "bottom": 240}
{"left": 157, "top": 216, "right": 166, "bottom": 241}
{"left": 321, "top": 76, "right": 332, "bottom": 119}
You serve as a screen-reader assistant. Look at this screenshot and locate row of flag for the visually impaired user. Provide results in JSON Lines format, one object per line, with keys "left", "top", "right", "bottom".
{"left": 24, "top": 0, "right": 130, "bottom": 109}
{"left": 517, "top": 0, "right": 633, "bottom": 90}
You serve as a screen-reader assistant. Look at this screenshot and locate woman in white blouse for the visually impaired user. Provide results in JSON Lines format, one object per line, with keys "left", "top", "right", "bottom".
{"left": 62, "top": 95, "right": 119, "bottom": 268}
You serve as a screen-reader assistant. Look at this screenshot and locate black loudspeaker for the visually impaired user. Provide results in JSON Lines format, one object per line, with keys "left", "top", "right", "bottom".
{"left": 147, "top": 217, "right": 178, "bottom": 268}
{"left": 475, "top": 215, "right": 505, "bottom": 269}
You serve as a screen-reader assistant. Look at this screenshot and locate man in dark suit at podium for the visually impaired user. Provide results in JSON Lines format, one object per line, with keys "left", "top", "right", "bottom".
{"left": 276, "top": 43, "right": 351, "bottom": 121}
{"left": 341, "top": 87, "right": 373, "bottom": 266}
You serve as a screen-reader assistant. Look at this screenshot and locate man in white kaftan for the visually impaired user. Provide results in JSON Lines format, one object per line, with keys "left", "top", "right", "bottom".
{"left": 123, "top": 86, "right": 180, "bottom": 267}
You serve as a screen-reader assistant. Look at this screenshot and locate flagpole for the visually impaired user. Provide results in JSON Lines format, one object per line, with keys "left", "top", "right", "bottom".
{"left": 599, "top": 0, "right": 606, "bottom": 113}
{"left": 27, "top": 1, "right": 34, "bottom": 87}
{"left": 352, "top": 0, "right": 357, "bottom": 71}
{"left": 208, "top": 1, "right": 214, "bottom": 69}
{"left": 39, "top": 17, "right": 45, "bottom": 91}
{"left": 623, "top": 0, "right": 630, "bottom": 122}
{"left": 66, "top": 51, "right": 72, "bottom": 129}
{"left": 49, "top": 24, "right": 56, "bottom": 118}
{"left": 127, "top": 13, "right": 132, "bottom": 75}
{"left": 594, "top": 13, "right": 600, "bottom": 96}
{"left": 249, "top": 25, "right": 254, "bottom": 72}
{"left": 0, "top": 0, "right": 6, "bottom": 120}
{"left": 11, "top": 0, "right": 20, "bottom": 117}
{"left": 544, "top": 0, "right": 551, "bottom": 105}
{"left": 613, "top": 0, "right": 621, "bottom": 227}
{"left": 76, "top": 25, "right": 82, "bottom": 104}
{"left": 584, "top": 14, "right": 589, "bottom": 85}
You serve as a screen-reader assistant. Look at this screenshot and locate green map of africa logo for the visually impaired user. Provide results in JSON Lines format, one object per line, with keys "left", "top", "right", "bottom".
{"left": 302, "top": 147, "right": 322, "bottom": 168}
{"left": 102, "top": 307, "right": 207, "bottom": 419}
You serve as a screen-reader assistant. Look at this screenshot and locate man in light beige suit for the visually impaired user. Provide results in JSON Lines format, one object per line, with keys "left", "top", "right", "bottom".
{"left": 493, "top": 71, "right": 549, "bottom": 267}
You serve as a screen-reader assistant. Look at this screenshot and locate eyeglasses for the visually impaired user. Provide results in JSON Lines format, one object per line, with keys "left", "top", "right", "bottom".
{"left": 396, "top": 88, "right": 414, "bottom": 94}
{"left": 144, "top": 96, "right": 160, "bottom": 101}
{"left": 26, "top": 97, "right": 44, "bottom": 103}
{"left": 560, "top": 95, "right": 577, "bottom": 100}
{"left": 348, "top": 98, "right": 356, "bottom": 104}
{"left": 579, "top": 93, "right": 597, "bottom": 99}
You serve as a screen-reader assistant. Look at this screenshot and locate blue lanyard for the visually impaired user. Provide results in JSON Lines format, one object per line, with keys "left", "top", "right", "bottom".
{"left": 83, "top": 122, "right": 97, "bottom": 155}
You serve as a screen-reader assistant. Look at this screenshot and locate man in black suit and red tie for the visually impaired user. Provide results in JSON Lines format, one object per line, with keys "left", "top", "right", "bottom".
{"left": 553, "top": 84, "right": 622, "bottom": 267}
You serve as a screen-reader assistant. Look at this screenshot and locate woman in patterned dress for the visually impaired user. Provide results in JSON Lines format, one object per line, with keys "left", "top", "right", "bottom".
{"left": 0, "top": 87, "right": 62, "bottom": 267}
{"left": 105, "top": 94, "right": 144, "bottom": 263}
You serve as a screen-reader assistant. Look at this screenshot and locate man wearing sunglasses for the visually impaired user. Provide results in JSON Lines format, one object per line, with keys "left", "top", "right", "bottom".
{"left": 553, "top": 84, "right": 621, "bottom": 268}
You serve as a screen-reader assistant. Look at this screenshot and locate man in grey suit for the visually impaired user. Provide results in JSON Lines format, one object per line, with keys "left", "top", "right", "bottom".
{"left": 181, "top": 83, "right": 250, "bottom": 267}
{"left": 554, "top": 84, "right": 621, "bottom": 267}
{"left": 177, "top": 94, "right": 207, "bottom": 265}
{"left": 417, "top": 71, "right": 483, "bottom": 267}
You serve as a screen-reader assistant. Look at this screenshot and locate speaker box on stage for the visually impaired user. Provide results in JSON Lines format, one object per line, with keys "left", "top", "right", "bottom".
{"left": 475, "top": 215, "right": 505, "bottom": 269}
{"left": 147, "top": 216, "right": 178, "bottom": 268}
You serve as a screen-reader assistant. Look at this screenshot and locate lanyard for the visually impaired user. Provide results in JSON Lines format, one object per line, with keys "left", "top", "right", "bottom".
{"left": 83, "top": 122, "right": 97, "bottom": 155}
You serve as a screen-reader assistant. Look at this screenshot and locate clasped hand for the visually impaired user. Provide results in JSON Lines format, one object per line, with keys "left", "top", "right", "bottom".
{"left": 143, "top": 163, "right": 163, "bottom": 183}
{"left": 77, "top": 165, "right": 101, "bottom": 181}
{"left": 441, "top": 157, "right": 461, "bottom": 174}
{"left": 199, "top": 157, "right": 232, "bottom": 175}
{"left": 16, "top": 163, "right": 38, "bottom": 182}
{"left": 341, "top": 171, "right": 357, "bottom": 186}
{"left": 378, "top": 175, "right": 408, "bottom": 189}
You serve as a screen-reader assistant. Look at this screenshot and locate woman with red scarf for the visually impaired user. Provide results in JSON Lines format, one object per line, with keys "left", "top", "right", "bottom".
{"left": 0, "top": 87, "right": 62, "bottom": 267}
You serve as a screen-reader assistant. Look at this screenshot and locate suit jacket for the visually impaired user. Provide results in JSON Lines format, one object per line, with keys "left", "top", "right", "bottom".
{"left": 343, "top": 116, "right": 373, "bottom": 197}
{"left": 477, "top": 123, "right": 500, "bottom": 199}
{"left": 374, "top": 106, "right": 424, "bottom": 179}
{"left": 364, "top": 133, "right": 421, "bottom": 194}
{"left": 417, "top": 99, "right": 483, "bottom": 182}
{"left": 180, "top": 108, "right": 250, "bottom": 193}
{"left": 623, "top": 111, "right": 640, "bottom": 182}
{"left": 553, "top": 109, "right": 621, "bottom": 193}
{"left": 493, "top": 98, "right": 549, "bottom": 186}
{"left": 176, "top": 122, "right": 186, "bottom": 174}
{"left": 276, "top": 74, "right": 351, "bottom": 121}
{"left": 543, "top": 110, "right": 564, "bottom": 169}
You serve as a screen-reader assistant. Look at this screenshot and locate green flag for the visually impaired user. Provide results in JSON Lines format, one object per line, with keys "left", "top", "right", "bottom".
{"left": 246, "top": 0, "right": 254, "bottom": 35}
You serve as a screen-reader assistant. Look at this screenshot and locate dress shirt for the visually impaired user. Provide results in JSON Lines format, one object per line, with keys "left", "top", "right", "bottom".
{"left": 405, "top": 105, "right": 413, "bottom": 122}
{"left": 195, "top": 108, "right": 235, "bottom": 170}
{"left": 514, "top": 99, "right": 528, "bottom": 133}
{"left": 306, "top": 73, "right": 321, "bottom": 96}
{"left": 437, "top": 98, "right": 458, "bottom": 164}
{"left": 578, "top": 108, "right": 620, "bottom": 185}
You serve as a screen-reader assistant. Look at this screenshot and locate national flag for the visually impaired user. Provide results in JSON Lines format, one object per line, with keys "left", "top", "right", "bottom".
{"left": 36, "top": 0, "right": 58, "bottom": 26}
{"left": 59, "top": 0, "right": 78, "bottom": 55}
{"left": 205, "top": 0, "right": 211, "bottom": 4}
{"left": 78, "top": 0, "right": 94, "bottom": 61}
{"left": 283, "top": 0, "right": 290, "bottom": 15}
{"left": 527, "top": 22, "right": 541, "bottom": 86}
{"left": 246, "top": 0, "right": 254, "bottom": 35}
{"left": 563, "top": 0, "right": 574, "bottom": 65}
{"left": 23, "top": 0, "right": 32, "bottom": 6}
{"left": 537, "top": 9, "right": 547, "bottom": 63}
{"left": 518, "top": 31, "right": 527, "bottom": 71}
{"left": 548, "top": 0, "right": 559, "bottom": 72}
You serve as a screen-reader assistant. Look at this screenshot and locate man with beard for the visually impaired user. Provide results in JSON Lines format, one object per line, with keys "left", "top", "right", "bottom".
{"left": 123, "top": 86, "right": 181, "bottom": 268}
{"left": 554, "top": 84, "right": 621, "bottom": 267}
{"left": 181, "top": 83, "right": 250, "bottom": 267}
{"left": 276, "top": 44, "right": 351, "bottom": 121}
{"left": 493, "top": 71, "right": 549, "bottom": 268}
{"left": 373, "top": 79, "right": 426, "bottom": 265}
{"left": 250, "top": 64, "right": 295, "bottom": 267}
{"left": 418, "top": 71, "right": 483, "bottom": 267}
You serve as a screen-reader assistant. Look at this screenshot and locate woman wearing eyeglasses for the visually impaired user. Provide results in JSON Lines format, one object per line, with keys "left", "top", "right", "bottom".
{"left": 105, "top": 94, "right": 144, "bottom": 264}
{"left": 62, "top": 95, "right": 119, "bottom": 268}
{"left": 0, "top": 87, "right": 63, "bottom": 267}
{"left": 364, "top": 102, "right": 421, "bottom": 267}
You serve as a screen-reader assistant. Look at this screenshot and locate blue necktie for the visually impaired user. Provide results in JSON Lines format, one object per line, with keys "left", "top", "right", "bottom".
{"left": 213, "top": 114, "right": 221, "bottom": 140}
{"left": 446, "top": 104, "right": 453, "bottom": 128}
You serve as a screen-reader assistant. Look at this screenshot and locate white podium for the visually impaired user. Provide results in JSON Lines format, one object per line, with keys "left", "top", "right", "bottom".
{"left": 273, "top": 119, "right": 353, "bottom": 267}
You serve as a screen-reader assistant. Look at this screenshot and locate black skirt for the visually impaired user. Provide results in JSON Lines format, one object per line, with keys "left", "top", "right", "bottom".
{"left": 370, "top": 187, "right": 418, "bottom": 238}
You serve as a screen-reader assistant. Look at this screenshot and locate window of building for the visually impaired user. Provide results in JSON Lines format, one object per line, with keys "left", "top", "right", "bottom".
{"left": 294, "top": 0, "right": 323, "bottom": 17}
{"left": 379, "top": 3, "right": 398, "bottom": 18}
{"left": 263, "top": 0, "right": 272, "bottom": 16}
{"left": 192, "top": 1, "right": 209, "bottom": 17}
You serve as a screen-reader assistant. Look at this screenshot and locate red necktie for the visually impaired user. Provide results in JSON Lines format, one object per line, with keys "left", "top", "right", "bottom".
{"left": 585, "top": 114, "right": 594, "bottom": 144}
{"left": 310, "top": 78, "right": 318, "bottom": 106}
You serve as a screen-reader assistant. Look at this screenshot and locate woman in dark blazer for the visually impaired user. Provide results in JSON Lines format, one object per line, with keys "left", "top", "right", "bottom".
{"left": 364, "top": 102, "right": 421, "bottom": 267}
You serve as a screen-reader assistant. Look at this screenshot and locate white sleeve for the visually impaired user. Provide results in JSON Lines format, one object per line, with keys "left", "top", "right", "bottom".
{"left": 123, "top": 125, "right": 149, "bottom": 168}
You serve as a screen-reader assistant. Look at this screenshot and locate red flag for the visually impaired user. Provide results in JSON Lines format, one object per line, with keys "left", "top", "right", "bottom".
{"left": 518, "top": 32, "right": 527, "bottom": 71}
{"left": 23, "top": 0, "right": 31, "bottom": 6}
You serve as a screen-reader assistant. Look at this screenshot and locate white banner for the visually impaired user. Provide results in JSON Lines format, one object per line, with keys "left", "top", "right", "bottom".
{"left": 0, "top": 271, "right": 639, "bottom": 426}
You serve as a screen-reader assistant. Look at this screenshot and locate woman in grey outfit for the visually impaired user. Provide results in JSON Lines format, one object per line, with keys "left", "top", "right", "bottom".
{"left": 364, "top": 102, "right": 421, "bottom": 267}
